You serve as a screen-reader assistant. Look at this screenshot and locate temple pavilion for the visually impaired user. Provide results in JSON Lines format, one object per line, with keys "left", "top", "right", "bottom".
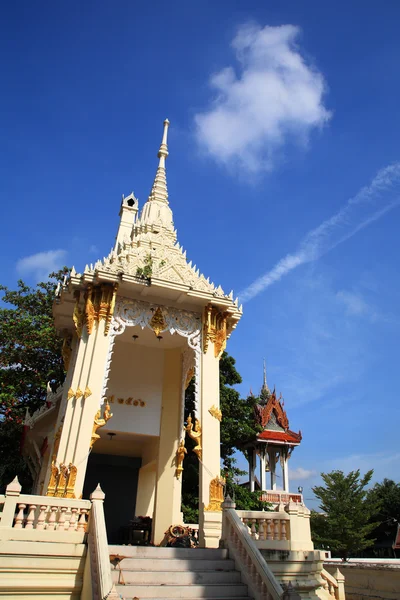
{"left": 22, "top": 120, "right": 242, "bottom": 547}
{"left": 247, "top": 363, "right": 302, "bottom": 500}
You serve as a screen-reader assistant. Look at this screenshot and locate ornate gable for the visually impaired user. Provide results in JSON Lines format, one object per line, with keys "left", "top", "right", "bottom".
{"left": 254, "top": 390, "right": 289, "bottom": 431}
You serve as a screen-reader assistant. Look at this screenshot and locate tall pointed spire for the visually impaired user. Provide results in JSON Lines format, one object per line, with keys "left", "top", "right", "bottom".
{"left": 148, "top": 119, "right": 170, "bottom": 204}
{"left": 260, "top": 358, "right": 271, "bottom": 404}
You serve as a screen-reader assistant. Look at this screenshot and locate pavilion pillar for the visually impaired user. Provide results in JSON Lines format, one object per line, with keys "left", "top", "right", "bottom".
{"left": 152, "top": 348, "right": 183, "bottom": 544}
{"left": 249, "top": 448, "right": 256, "bottom": 492}
{"left": 44, "top": 313, "right": 113, "bottom": 499}
{"left": 199, "top": 322, "right": 223, "bottom": 548}
{"left": 269, "top": 447, "right": 277, "bottom": 490}
{"left": 259, "top": 446, "right": 267, "bottom": 491}
{"left": 281, "top": 448, "right": 290, "bottom": 492}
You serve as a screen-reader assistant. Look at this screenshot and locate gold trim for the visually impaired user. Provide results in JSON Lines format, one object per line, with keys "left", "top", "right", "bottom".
{"left": 209, "top": 405, "right": 222, "bottom": 422}
{"left": 61, "top": 334, "right": 72, "bottom": 371}
{"left": 46, "top": 464, "right": 59, "bottom": 497}
{"left": 185, "top": 415, "right": 202, "bottom": 460}
{"left": 90, "top": 403, "right": 113, "bottom": 449}
{"left": 83, "top": 386, "right": 92, "bottom": 400}
{"left": 205, "top": 476, "right": 225, "bottom": 512}
{"left": 65, "top": 464, "right": 77, "bottom": 498}
{"left": 75, "top": 388, "right": 83, "bottom": 400}
{"left": 67, "top": 388, "right": 75, "bottom": 401}
{"left": 73, "top": 291, "right": 84, "bottom": 339}
{"left": 46, "top": 463, "right": 77, "bottom": 498}
{"left": 150, "top": 306, "right": 166, "bottom": 337}
{"left": 203, "top": 304, "right": 228, "bottom": 358}
{"left": 175, "top": 439, "right": 187, "bottom": 479}
{"left": 85, "top": 285, "right": 96, "bottom": 335}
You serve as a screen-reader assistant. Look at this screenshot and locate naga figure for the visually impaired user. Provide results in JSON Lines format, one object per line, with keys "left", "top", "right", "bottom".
{"left": 175, "top": 439, "right": 187, "bottom": 479}
{"left": 185, "top": 415, "right": 202, "bottom": 460}
{"left": 90, "top": 403, "right": 113, "bottom": 449}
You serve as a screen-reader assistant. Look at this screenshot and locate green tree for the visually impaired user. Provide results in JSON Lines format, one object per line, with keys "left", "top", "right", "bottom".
{"left": 311, "top": 469, "right": 379, "bottom": 560}
{"left": 0, "top": 270, "right": 68, "bottom": 492}
{"left": 366, "top": 479, "right": 400, "bottom": 556}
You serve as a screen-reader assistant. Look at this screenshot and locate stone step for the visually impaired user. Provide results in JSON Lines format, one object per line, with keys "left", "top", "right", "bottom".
{"left": 112, "top": 569, "right": 242, "bottom": 585}
{"left": 112, "top": 558, "right": 236, "bottom": 572}
{"left": 109, "top": 545, "right": 228, "bottom": 560}
{"left": 115, "top": 584, "right": 249, "bottom": 598}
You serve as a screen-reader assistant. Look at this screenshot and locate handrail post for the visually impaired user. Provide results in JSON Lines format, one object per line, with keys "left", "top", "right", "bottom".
{"left": 334, "top": 568, "right": 346, "bottom": 600}
{"left": 221, "top": 495, "right": 236, "bottom": 547}
{"left": 0, "top": 477, "right": 22, "bottom": 529}
{"left": 89, "top": 484, "right": 119, "bottom": 600}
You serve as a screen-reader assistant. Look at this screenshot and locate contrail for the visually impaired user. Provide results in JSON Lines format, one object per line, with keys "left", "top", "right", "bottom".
{"left": 238, "top": 163, "right": 400, "bottom": 303}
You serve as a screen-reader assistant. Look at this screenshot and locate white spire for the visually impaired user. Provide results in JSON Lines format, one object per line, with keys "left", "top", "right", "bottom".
{"left": 148, "top": 119, "right": 170, "bottom": 204}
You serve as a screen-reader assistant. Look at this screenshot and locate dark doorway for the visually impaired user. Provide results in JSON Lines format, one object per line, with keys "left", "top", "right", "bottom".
{"left": 83, "top": 453, "right": 141, "bottom": 543}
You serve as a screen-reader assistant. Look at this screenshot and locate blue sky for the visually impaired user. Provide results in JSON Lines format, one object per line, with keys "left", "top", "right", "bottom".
{"left": 2, "top": 1, "right": 400, "bottom": 507}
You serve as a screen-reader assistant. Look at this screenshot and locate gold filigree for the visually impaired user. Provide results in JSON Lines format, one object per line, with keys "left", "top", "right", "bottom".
{"left": 85, "top": 285, "right": 96, "bottom": 335}
{"left": 61, "top": 334, "right": 72, "bottom": 371}
{"left": 55, "top": 463, "right": 69, "bottom": 497}
{"left": 185, "top": 366, "right": 195, "bottom": 390}
{"left": 67, "top": 388, "right": 75, "bottom": 401}
{"left": 150, "top": 306, "right": 166, "bottom": 337}
{"left": 65, "top": 463, "right": 77, "bottom": 498}
{"left": 105, "top": 283, "right": 118, "bottom": 335}
{"left": 83, "top": 386, "right": 92, "bottom": 400}
{"left": 90, "top": 403, "right": 113, "bottom": 449}
{"left": 52, "top": 424, "right": 63, "bottom": 462}
{"left": 175, "top": 439, "right": 187, "bottom": 479}
{"left": 209, "top": 405, "right": 222, "bottom": 422}
{"left": 203, "top": 304, "right": 228, "bottom": 358}
{"left": 75, "top": 388, "right": 83, "bottom": 400}
{"left": 205, "top": 476, "right": 226, "bottom": 512}
{"left": 73, "top": 291, "right": 84, "bottom": 339}
{"left": 186, "top": 415, "right": 202, "bottom": 460}
{"left": 46, "top": 463, "right": 59, "bottom": 496}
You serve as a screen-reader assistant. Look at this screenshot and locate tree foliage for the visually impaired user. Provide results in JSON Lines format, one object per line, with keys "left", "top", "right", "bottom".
{"left": 0, "top": 270, "right": 68, "bottom": 491}
{"left": 311, "top": 469, "right": 379, "bottom": 559}
{"left": 366, "top": 478, "right": 400, "bottom": 555}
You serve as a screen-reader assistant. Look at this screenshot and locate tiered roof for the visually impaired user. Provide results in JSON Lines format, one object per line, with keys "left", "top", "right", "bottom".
{"left": 253, "top": 362, "right": 302, "bottom": 446}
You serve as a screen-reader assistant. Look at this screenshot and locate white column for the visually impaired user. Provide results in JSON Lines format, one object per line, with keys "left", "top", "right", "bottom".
{"left": 269, "top": 448, "right": 277, "bottom": 490}
{"left": 282, "top": 451, "right": 290, "bottom": 492}
{"left": 260, "top": 447, "right": 266, "bottom": 491}
{"left": 249, "top": 448, "right": 256, "bottom": 492}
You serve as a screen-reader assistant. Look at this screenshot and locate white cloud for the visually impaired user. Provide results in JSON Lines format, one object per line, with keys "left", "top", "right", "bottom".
{"left": 16, "top": 249, "right": 67, "bottom": 281}
{"left": 289, "top": 467, "right": 317, "bottom": 481}
{"left": 336, "top": 290, "right": 370, "bottom": 317}
{"left": 238, "top": 162, "right": 400, "bottom": 302}
{"left": 195, "top": 23, "right": 331, "bottom": 173}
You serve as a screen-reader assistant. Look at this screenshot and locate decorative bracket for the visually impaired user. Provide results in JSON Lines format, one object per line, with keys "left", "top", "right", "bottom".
{"left": 185, "top": 415, "right": 202, "bottom": 460}
{"left": 208, "top": 405, "right": 222, "bottom": 422}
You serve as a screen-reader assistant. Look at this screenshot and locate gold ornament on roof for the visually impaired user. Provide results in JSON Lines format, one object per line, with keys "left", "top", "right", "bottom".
{"left": 208, "top": 405, "right": 222, "bottom": 422}
{"left": 185, "top": 415, "right": 202, "bottom": 460}
{"left": 73, "top": 291, "right": 84, "bottom": 339}
{"left": 203, "top": 304, "right": 228, "bottom": 358}
{"left": 150, "top": 306, "right": 166, "bottom": 337}
{"left": 90, "top": 403, "right": 113, "bottom": 449}
{"left": 175, "top": 439, "right": 187, "bottom": 479}
{"left": 205, "top": 476, "right": 226, "bottom": 512}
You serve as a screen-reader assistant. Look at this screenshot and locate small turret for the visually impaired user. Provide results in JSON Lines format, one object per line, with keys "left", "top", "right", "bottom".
{"left": 114, "top": 192, "right": 139, "bottom": 251}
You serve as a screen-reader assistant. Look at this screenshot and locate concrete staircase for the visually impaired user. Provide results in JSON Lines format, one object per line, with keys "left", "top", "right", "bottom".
{"left": 108, "top": 546, "right": 253, "bottom": 600}
{"left": 0, "top": 540, "right": 87, "bottom": 600}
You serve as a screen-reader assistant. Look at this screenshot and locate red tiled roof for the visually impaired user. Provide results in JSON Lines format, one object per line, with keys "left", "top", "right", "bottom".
{"left": 257, "top": 429, "right": 302, "bottom": 444}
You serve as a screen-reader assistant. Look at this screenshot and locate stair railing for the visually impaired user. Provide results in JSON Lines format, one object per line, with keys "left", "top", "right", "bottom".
{"left": 320, "top": 568, "right": 345, "bottom": 600}
{"left": 88, "top": 485, "right": 119, "bottom": 600}
{"left": 221, "top": 497, "right": 300, "bottom": 600}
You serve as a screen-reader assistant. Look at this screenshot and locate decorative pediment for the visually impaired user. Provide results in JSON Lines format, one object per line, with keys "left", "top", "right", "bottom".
{"left": 254, "top": 391, "right": 289, "bottom": 431}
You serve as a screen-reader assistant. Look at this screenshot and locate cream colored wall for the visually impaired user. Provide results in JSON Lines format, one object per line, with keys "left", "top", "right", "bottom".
{"left": 325, "top": 562, "right": 400, "bottom": 600}
{"left": 135, "top": 439, "right": 159, "bottom": 518}
{"left": 106, "top": 341, "right": 164, "bottom": 436}
{"left": 152, "top": 348, "right": 183, "bottom": 544}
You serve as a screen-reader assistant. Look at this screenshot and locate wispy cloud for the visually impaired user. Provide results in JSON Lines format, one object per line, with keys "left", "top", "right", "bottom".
{"left": 239, "top": 163, "right": 400, "bottom": 302}
{"left": 16, "top": 249, "right": 67, "bottom": 281}
{"left": 195, "top": 23, "right": 331, "bottom": 173}
{"left": 289, "top": 467, "right": 317, "bottom": 481}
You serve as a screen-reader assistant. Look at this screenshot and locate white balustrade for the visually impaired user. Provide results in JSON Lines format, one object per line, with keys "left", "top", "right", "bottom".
{"left": 320, "top": 568, "right": 345, "bottom": 600}
{"left": 238, "top": 510, "right": 290, "bottom": 545}
{"left": 0, "top": 477, "right": 91, "bottom": 541}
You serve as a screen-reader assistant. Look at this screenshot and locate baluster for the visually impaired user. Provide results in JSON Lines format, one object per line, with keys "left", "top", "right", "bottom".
{"left": 14, "top": 503, "right": 26, "bottom": 528}
{"left": 273, "top": 519, "right": 280, "bottom": 540}
{"left": 266, "top": 519, "right": 273, "bottom": 540}
{"left": 48, "top": 506, "right": 58, "bottom": 530}
{"left": 58, "top": 506, "right": 68, "bottom": 530}
{"left": 259, "top": 518, "right": 266, "bottom": 540}
{"left": 250, "top": 518, "right": 257, "bottom": 539}
{"left": 70, "top": 507, "right": 78, "bottom": 530}
{"left": 25, "top": 504, "right": 37, "bottom": 529}
{"left": 36, "top": 505, "right": 47, "bottom": 530}
{"left": 281, "top": 519, "right": 287, "bottom": 540}
{"left": 323, "top": 579, "right": 329, "bottom": 591}
{"left": 78, "top": 508, "right": 88, "bottom": 531}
